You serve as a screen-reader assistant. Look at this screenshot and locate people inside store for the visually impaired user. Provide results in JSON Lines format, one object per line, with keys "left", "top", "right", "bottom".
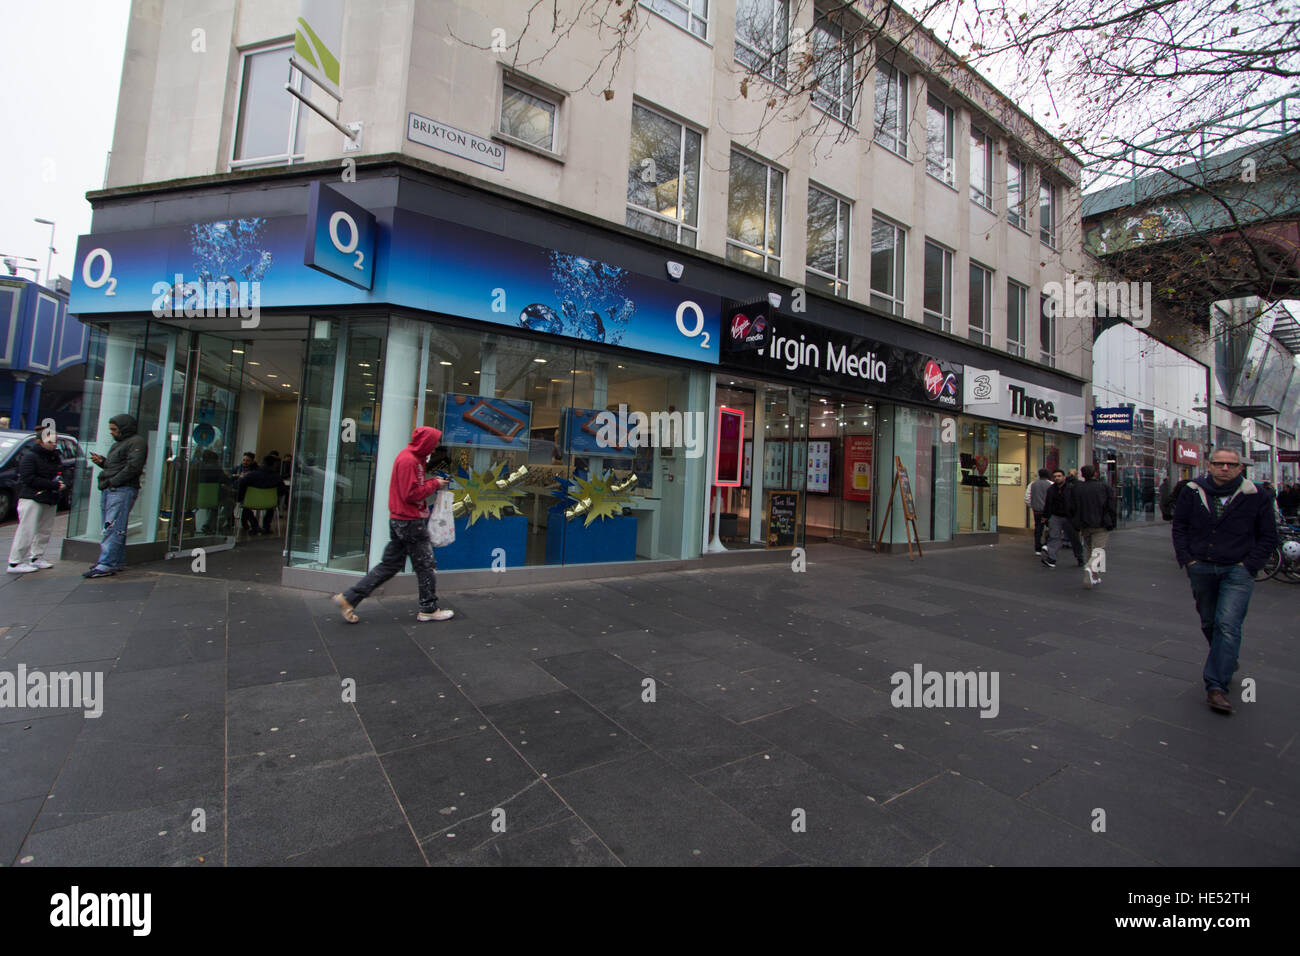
{"left": 196, "top": 450, "right": 231, "bottom": 534}
{"left": 238, "top": 455, "right": 283, "bottom": 535}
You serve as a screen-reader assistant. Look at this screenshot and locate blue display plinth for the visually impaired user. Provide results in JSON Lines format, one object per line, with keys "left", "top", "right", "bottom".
{"left": 544, "top": 509, "right": 638, "bottom": 565}
{"left": 435, "top": 513, "right": 527, "bottom": 570}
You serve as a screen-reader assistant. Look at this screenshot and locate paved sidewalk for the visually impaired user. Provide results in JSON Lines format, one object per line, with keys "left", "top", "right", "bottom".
{"left": 1, "top": 519, "right": 1297, "bottom": 866}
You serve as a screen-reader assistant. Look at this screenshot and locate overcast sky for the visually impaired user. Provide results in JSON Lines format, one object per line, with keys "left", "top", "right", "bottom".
{"left": 0, "top": 1, "right": 130, "bottom": 286}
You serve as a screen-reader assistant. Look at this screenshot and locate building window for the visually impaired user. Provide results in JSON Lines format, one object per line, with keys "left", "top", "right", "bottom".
{"left": 1007, "top": 155, "right": 1027, "bottom": 230}
{"left": 626, "top": 103, "right": 702, "bottom": 247}
{"left": 810, "top": 5, "right": 856, "bottom": 123}
{"left": 806, "top": 184, "right": 850, "bottom": 296}
{"left": 727, "top": 149, "right": 784, "bottom": 273}
{"left": 923, "top": 240, "right": 953, "bottom": 332}
{"left": 925, "top": 93, "right": 955, "bottom": 185}
{"left": 870, "top": 216, "right": 906, "bottom": 315}
{"left": 735, "top": 0, "right": 789, "bottom": 86}
{"left": 498, "top": 75, "right": 561, "bottom": 153}
{"left": 1040, "top": 174, "right": 1058, "bottom": 248}
{"left": 873, "top": 61, "right": 908, "bottom": 157}
{"left": 1040, "top": 292, "right": 1056, "bottom": 366}
{"left": 642, "top": 0, "right": 708, "bottom": 39}
{"left": 1007, "top": 279, "right": 1027, "bottom": 357}
{"left": 971, "top": 127, "right": 993, "bottom": 209}
{"left": 231, "top": 45, "right": 307, "bottom": 169}
{"left": 969, "top": 262, "right": 992, "bottom": 345}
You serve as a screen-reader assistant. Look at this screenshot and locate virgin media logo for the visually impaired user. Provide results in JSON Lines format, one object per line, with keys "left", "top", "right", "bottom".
{"left": 923, "top": 360, "right": 958, "bottom": 404}
{"left": 731, "top": 313, "right": 751, "bottom": 339}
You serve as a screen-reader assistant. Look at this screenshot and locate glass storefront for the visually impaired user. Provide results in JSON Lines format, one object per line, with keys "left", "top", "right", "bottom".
{"left": 873, "top": 405, "right": 956, "bottom": 545}
{"left": 1093, "top": 321, "right": 1209, "bottom": 526}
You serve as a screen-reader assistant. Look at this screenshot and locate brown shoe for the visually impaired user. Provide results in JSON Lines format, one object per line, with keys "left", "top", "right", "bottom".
{"left": 1207, "top": 689, "right": 1233, "bottom": 714}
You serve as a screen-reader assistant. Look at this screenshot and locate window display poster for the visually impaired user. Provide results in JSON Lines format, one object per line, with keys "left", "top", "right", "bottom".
{"left": 442, "top": 393, "right": 533, "bottom": 449}
{"left": 743, "top": 440, "right": 753, "bottom": 486}
{"left": 843, "top": 434, "right": 873, "bottom": 502}
{"left": 996, "top": 462, "right": 1022, "bottom": 486}
{"left": 764, "top": 440, "right": 786, "bottom": 487}
{"left": 561, "top": 407, "right": 636, "bottom": 458}
{"left": 807, "top": 440, "right": 831, "bottom": 493}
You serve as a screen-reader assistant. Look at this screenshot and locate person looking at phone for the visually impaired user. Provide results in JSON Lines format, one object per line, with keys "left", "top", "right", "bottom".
{"left": 84, "top": 414, "right": 148, "bottom": 579}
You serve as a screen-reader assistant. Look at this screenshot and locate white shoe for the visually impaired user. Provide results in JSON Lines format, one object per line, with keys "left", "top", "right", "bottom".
{"left": 1083, "top": 568, "right": 1094, "bottom": 589}
{"left": 7, "top": 563, "right": 39, "bottom": 574}
{"left": 30, "top": 559, "right": 54, "bottom": 569}
{"left": 417, "top": 608, "right": 455, "bottom": 622}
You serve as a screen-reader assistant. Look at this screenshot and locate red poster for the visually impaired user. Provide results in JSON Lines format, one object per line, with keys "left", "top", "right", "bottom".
{"left": 843, "top": 435, "right": 873, "bottom": 502}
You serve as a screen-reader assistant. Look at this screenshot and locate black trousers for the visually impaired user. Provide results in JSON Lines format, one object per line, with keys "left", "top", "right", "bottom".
{"left": 344, "top": 518, "right": 439, "bottom": 613}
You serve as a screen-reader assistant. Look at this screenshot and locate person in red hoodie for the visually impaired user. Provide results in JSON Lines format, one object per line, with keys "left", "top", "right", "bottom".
{"left": 332, "top": 426, "right": 453, "bottom": 623}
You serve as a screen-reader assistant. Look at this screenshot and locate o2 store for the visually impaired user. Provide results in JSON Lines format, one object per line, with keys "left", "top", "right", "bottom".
{"left": 712, "top": 302, "right": 1086, "bottom": 552}
{"left": 63, "top": 162, "right": 757, "bottom": 591}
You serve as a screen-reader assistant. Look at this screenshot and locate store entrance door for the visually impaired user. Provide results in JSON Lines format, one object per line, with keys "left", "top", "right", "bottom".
{"left": 807, "top": 394, "right": 876, "bottom": 544}
{"left": 159, "top": 330, "right": 246, "bottom": 559}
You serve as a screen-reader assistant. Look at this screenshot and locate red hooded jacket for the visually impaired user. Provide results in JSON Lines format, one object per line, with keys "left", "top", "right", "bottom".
{"left": 389, "top": 426, "right": 444, "bottom": 520}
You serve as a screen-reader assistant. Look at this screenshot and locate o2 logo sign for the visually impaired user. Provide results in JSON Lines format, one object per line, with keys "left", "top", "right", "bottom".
{"left": 676, "top": 301, "right": 712, "bottom": 350}
{"left": 304, "top": 181, "right": 376, "bottom": 291}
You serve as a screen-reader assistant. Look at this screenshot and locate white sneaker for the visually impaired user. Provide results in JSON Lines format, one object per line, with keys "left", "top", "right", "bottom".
{"left": 7, "top": 563, "right": 39, "bottom": 574}
{"left": 30, "top": 559, "right": 54, "bottom": 570}
{"left": 1083, "top": 567, "right": 1094, "bottom": 589}
{"left": 417, "top": 608, "right": 455, "bottom": 622}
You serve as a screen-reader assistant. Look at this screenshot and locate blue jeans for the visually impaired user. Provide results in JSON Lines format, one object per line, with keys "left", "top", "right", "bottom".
{"left": 96, "top": 486, "right": 138, "bottom": 570}
{"left": 1186, "top": 562, "right": 1254, "bottom": 692}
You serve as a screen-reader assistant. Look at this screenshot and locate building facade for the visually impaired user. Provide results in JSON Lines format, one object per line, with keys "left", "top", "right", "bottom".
{"left": 65, "top": 0, "right": 1092, "bottom": 587}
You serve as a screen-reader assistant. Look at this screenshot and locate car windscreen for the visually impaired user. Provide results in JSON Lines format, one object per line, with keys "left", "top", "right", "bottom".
{"left": 0, "top": 435, "right": 26, "bottom": 465}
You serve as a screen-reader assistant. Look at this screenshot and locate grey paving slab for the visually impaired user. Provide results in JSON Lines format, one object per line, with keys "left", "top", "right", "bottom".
{"left": 0, "top": 796, "right": 45, "bottom": 865}
{"left": 227, "top": 637, "right": 334, "bottom": 690}
{"left": 430, "top": 645, "right": 567, "bottom": 707}
{"left": 39, "top": 736, "right": 223, "bottom": 816}
{"left": 0, "top": 625, "right": 129, "bottom": 667}
{"left": 0, "top": 712, "right": 82, "bottom": 804}
{"left": 60, "top": 581, "right": 157, "bottom": 604}
{"left": 17, "top": 794, "right": 223, "bottom": 867}
{"left": 115, "top": 625, "right": 225, "bottom": 672}
{"left": 483, "top": 690, "right": 646, "bottom": 779}
{"left": 380, "top": 729, "right": 570, "bottom": 850}
{"left": 284, "top": 824, "right": 426, "bottom": 866}
{"left": 549, "top": 750, "right": 785, "bottom": 866}
{"left": 650, "top": 657, "right": 793, "bottom": 723}
{"left": 226, "top": 676, "right": 371, "bottom": 763}
{"left": 745, "top": 705, "right": 946, "bottom": 802}
{"left": 884, "top": 771, "right": 1152, "bottom": 867}
{"left": 351, "top": 673, "right": 482, "bottom": 755}
{"left": 430, "top": 814, "right": 621, "bottom": 867}
{"left": 327, "top": 632, "right": 440, "bottom": 686}
{"left": 226, "top": 753, "right": 406, "bottom": 865}
{"left": 694, "top": 749, "right": 940, "bottom": 866}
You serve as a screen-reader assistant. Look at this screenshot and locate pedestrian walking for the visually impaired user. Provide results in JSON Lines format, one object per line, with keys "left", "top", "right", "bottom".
{"left": 332, "top": 426, "right": 453, "bottom": 623}
{"left": 84, "top": 414, "right": 148, "bottom": 578}
{"left": 1070, "top": 464, "right": 1116, "bottom": 588}
{"left": 1041, "top": 469, "right": 1085, "bottom": 568}
{"left": 7, "top": 429, "right": 65, "bottom": 573}
{"left": 1026, "top": 468, "right": 1054, "bottom": 554}
{"left": 1171, "top": 449, "right": 1278, "bottom": 715}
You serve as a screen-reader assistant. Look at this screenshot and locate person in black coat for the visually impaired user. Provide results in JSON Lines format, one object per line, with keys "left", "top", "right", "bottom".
{"left": 7, "top": 432, "right": 65, "bottom": 573}
{"left": 1070, "top": 464, "right": 1117, "bottom": 587}
{"left": 1041, "top": 469, "right": 1085, "bottom": 568}
{"left": 1171, "top": 449, "right": 1278, "bottom": 714}
{"left": 238, "top": 455, "right": 282, "bottom": 535}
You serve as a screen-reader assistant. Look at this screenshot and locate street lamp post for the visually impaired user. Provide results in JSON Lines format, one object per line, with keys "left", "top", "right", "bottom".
{"left": 34, "top": 218, "right": 55, "bottom": 288}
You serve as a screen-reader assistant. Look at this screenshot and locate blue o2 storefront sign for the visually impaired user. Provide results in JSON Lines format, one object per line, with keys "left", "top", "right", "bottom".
{"left": 68, "top": 183, "right": 721, "bottom": 365}
{"left": 304, "top": 181, "right": 376, "bottom": 290}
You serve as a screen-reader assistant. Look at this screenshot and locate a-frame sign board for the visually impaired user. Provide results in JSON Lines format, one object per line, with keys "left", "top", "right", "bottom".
{"left": 874, "top": 456, "right": 924, "bottom": 560}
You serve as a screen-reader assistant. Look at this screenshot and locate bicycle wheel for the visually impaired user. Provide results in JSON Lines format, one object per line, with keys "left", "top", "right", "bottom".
{"left": 1255, "top": 547, "right": 1282, "bottom": 581}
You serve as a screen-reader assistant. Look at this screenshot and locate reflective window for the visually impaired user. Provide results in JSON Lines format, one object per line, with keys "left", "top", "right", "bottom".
{"left": 873, "top": 61, "right": 908, "bottom": 157}
{"left": 1006, "top": 279, "right": 1027, "bottom": 357}
{"left": 968, "top": 262, "right": 992, "bottom": 345}
{"left": 1007, "top": 155, "right": 1027, "bottom": 230}
{"left": 232, "top": 45, "right": 307, "bottom": 168}
{"left": 870, "top": 216, "right": 906, "bottom": 315}
{"left": 500, "top": 81, "right": 559, "bottom": 152}
{"left": 643, "top": 0, "right": 708, "bottom": 38}
{"left": 971, "top": 127, "right": 993, "bottom": 208}
{"left": 735, "top": 0, "right": 789, "bottom": 84}
{"left": 726, "top": 149, "right": 784, "bottom": 274}
{"left": 1040, "top": 173, "right": 1058, "bottom": 248}
{"left": 926, "top": 93, "right": 955, "bottom": 185}
{"left": 806, "top": 184, "right": 850, "bottom": 296}
{"left": 626, "top": 103, "right": 702, "bottom": 246}
{"left": 923, "top": 239, "right": 952, "bottom": 332}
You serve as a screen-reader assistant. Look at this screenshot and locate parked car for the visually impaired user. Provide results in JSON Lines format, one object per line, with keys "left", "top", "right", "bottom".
{"left": 0, "top": 429, "right": 81, "bottom": 521}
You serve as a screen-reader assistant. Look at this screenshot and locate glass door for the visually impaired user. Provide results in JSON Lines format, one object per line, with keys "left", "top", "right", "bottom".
{"left": 161, "top": 331, "right": 245, "bottom": 557}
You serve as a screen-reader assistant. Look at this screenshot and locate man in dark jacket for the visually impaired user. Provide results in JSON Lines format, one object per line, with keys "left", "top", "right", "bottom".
{"left": 7, "top": 431, "right": 65, "bottom": 573}
{"left": 1041, "top": 469, "right": 1085, "bottom": 568}
{"left": 85, "top": 413, "right": 148, "bottom": 578}
{"left": 1070, "top": 464, "right": 1117, "bottom": 588}
{"left": 238, "top": 455, "right": 282, "bottom": 535}
{"left": 1172, "top": 448, "right": 1278, "bottom": 714}
{"left": 332, "top": 427, "right": 454, "bottom": 623}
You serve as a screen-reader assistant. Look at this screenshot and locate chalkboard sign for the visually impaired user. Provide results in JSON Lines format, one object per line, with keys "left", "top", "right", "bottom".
{"left": 896, "top": 458, "right": 917, "bottom": 522}
{"left": 766, "top": 490, "right": 800, "bottom": 548}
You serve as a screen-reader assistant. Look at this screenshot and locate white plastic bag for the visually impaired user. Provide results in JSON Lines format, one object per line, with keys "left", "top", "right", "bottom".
{"left": 427, "top": 490, "right": 456, "bottom": 547}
